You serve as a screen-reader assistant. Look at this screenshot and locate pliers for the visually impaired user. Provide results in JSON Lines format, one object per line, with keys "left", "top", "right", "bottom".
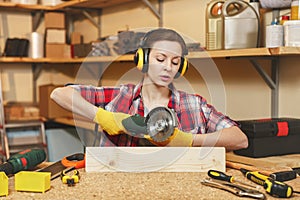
{"left": 201, "top": 178, "right": 266, "bottom": 199}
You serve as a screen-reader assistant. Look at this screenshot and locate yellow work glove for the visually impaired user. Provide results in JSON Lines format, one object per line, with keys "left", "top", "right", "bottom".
{"left": 144, "top": 128, "right": 194, "bottom": 147}
{"left": 93, "top": 107, "right": 130, "bottom": 135}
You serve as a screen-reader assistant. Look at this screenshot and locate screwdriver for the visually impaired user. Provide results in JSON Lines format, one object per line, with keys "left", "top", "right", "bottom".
{"left": 264, "top": 178, "right": 293, "bottom": 198}
{"left": 240, "top": 168, "right": 268, "bottom": 186}
{"left": 241, "top": 168, "right": 299, "bottom": 198}
{"left": 207, "top": 169, "right": 257, "bottom": 188}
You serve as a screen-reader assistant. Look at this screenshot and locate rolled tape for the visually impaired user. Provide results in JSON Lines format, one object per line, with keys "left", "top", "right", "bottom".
{"left": 29, "top": 32, "right": 44, "bottom": 59}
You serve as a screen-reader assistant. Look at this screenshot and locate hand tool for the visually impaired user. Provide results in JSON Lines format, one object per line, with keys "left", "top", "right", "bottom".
{"left": 201, "top": 178, "right": 266, "bottom": 199}
{"left": 0, "top": 148, "right": 46, "bottom": 175}
{"left": 269, "top": 170, "right": 297, "bottom": 182}
{"left": 227, "top": 160, "right": 298, "bottom": 181}
{"left": 208, "top": 169, "right": 257, "bottom": 189}
{"left": 61, "top": 169, "right": 80, "bottom": 187}
{"left": 37, "top": 153, "right": 85, "bottom": 180}
{"left": 241, "top": 168, "right": 300, "bottom": 198}
{"left": 61, "top": 153, "right": 85, "bottom": 169}
{"left": 264, "top": 178, "right": 293, "bottom": 198}
{"left": 37, "top": 160, "right": 70, "bottom": 180}
{"left": 226, "top": 161, "right": 273, "bottom": 176}
{"left": 240, "top": 168, "right": 268, "bottom": 186}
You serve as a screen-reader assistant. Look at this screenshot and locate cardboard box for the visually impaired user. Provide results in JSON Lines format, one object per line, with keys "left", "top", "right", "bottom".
{"left": 4, "top": 103, "right": 40, "bottom": 121}
{"left": 71, "top": 32, "right": 83, "bottom": 45}
{"left": 45, "top": 43, "right": 70, "bottom": 58}
{"left": 39, "top": 84, "right": 73, "bottom": 119}
{"left": 72, "top": 43, "right": 92, "bottom": 58}
{"left": 44, "top": 12, "right": 65, "bottom": 29}
{"left": 45, "top": 29, "right": 66, "bottom": 44}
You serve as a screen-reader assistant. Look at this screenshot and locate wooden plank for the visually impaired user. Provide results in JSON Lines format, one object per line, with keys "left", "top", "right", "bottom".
{"left": 86, "top": 147, "right": 225, "bottom": 172}
{"left": 69, "top": 0, "right": 137, "bottom": 9}
{"left": 226, "top": 151, "right": 300, "bottom": 169}
{"left": 188, "top": 47, "right": 272, "bottom": 59}
{"left": 269, "top": 46, "right": 300, "bottom": 55}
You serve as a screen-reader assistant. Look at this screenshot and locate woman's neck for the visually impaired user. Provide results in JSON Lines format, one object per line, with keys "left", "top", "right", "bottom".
{"left": 142, "top": 82, "right": 171, "bottom": 111}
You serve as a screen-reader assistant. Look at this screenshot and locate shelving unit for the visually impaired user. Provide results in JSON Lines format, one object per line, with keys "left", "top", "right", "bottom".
{"left": 1, "top": 0, "right": 299, "bottom": 119}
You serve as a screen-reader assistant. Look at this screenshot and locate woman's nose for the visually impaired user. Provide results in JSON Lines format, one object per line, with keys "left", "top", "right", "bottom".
{"left": 164, "top": 59, "right": 172, "bottom": 71}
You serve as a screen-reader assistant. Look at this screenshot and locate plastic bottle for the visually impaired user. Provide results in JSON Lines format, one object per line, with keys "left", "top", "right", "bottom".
{"left": 265, "top": 19, "right": 284, "bottom": 48}
{"left": 291, "top": 0, "right": 299, "bottom": 20}
{"left": 249, "top": 0, "right": 260, "bottom": 18}
{"left": 206, "top": 0, "right": 225, "bottom": 50}
{"left": 222, "top": 0, "right": 259, "bottom": 49}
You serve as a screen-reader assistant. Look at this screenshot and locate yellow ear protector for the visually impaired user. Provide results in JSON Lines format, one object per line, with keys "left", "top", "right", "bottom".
{"left": 134, "top": 47, "right": 150, "bottom": 73}
{"left": 61, "top": 170, "right": 80, "bottom": 186}
{"left": 134, "top": 48, "right": 188, "bottom": 78}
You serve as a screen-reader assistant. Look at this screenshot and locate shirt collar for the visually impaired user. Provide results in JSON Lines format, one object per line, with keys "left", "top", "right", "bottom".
{"left": 133, "top": 80, "right": 180, "bottom": 108}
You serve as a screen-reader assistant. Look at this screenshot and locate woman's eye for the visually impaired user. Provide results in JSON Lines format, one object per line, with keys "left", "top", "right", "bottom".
{"left": 156, "top": 58, "right": 164, "bottom": 62}
{"left": 172, "top": 59, "right": 180, "bottom": 66}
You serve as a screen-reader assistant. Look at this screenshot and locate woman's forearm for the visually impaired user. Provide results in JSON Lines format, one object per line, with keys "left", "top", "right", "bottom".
{"left": 192, "top": 126, "right": 248, "bottom": 151}
{"left": 50, "top": 86, "right": 98, "bottom": 121}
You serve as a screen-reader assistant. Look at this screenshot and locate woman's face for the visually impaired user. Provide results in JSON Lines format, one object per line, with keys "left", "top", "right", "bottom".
{"left": 146, "top": 40, "right": 183, "bottom": 87}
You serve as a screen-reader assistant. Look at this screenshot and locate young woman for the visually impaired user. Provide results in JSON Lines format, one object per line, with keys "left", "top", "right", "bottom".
{"left": 51, "top": 28, "right": 248, "bottom": 151}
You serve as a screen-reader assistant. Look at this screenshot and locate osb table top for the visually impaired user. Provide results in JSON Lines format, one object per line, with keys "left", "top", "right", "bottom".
{"left": 3, "top": 153, "right": 300, "bottom": 200}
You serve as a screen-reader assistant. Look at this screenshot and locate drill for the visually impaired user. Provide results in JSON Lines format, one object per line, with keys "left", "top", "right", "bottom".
{"left": 0, "top": 148, "right": 46, "bottom": 175}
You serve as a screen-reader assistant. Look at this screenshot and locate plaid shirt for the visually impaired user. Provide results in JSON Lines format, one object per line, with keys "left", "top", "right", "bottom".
{"left": 72, "top": 81, "right": 237, "bottom": 146}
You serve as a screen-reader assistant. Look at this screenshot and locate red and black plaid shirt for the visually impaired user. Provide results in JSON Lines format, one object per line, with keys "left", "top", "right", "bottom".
{"left": 71, "top": 81, "right": 237, "bottom": 146}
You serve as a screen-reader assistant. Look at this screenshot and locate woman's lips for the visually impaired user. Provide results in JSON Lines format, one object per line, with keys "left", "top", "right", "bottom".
{"left": 160, "top": 75, "right": 171, "bottom": 82}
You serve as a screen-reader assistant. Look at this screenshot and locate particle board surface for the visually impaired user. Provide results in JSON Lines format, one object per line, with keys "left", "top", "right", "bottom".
{"left": 4, "top": 168, "right": 300, "bottom": 200}
{"left": 86, "top": 147, "right": 226, "bottom": 172}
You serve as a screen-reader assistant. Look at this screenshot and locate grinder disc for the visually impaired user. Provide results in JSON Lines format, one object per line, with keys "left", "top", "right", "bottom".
{"left": 145, "top": 107, "right": 178, "bottom": 142}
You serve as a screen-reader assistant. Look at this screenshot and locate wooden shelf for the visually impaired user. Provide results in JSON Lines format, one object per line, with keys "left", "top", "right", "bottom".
{"left": 66, "top": 0, "right": 137, "bottom": 9}
{"left": 1, "top": 47, "right": 300, "bottom": 64}
{"left": 0, "top": 0, "right": 137, "bottom": 11}
{"left": 0, "top": 54, "right": 134, "bottom": 64}
{"left": 188, "top": 47, "right": 272, "bottom": 59}
{"left": 189, "top": 47, "right": 300, "bottom": 59}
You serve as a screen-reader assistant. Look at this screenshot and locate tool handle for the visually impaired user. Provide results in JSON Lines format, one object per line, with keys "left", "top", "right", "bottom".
{"left": 208, "top": 170, "right": 233, "bottom": 183}
{"left": 240, "top": 168, "right": 268, "bottom": 186}
{"left": 264, "top": 179, "right": 293, "bottom": 198}
{"left": 226, "top": 161, "right": 272, "bottom": 176}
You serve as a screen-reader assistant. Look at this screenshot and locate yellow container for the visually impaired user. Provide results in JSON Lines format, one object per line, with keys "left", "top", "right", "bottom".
{"left": 15, "top": 171, "right": 51, "bottom": 193}
{"left": 291, "top": 0, "right": 299, "bottom": 20}
{"left": 0, "top": 172, "right": 8, "bottom": 196}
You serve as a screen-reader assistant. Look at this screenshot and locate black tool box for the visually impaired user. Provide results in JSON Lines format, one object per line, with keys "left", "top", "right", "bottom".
{"left": 234, "top": 118, "right": 300, "bottom": 158}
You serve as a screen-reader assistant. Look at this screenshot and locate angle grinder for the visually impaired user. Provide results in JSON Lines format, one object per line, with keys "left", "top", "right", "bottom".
{"left": 122, "top": 107, "right": 178, "bottom": 142}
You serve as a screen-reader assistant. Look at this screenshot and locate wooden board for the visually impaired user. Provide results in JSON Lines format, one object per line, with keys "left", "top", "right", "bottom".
{"left": 86, "top": 147, "right": 225, "bottom": 172}
{"left": 226, "top": 151, "right": 300, "bottom": 169}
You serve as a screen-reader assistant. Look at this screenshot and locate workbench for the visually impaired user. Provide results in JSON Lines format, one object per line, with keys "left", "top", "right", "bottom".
{"left": 3, "top": 153, "right": 300, "bottom": 200}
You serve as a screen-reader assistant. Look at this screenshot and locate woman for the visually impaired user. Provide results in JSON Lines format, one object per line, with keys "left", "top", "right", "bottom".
{"left": 51, "top": 28, "right": 248, "bottom": 151}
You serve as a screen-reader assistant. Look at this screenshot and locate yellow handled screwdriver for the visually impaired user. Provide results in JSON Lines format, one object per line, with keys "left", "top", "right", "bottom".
{"left": 240, "top": 168, "right": 300, "bottom": 198}
{"left": 208, "top": 169, "right": 257, "bottom": 189}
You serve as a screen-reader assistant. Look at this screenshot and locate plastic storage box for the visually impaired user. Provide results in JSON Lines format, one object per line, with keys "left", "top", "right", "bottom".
{"left": 15, "top": 171, "right": 51, "bottom": 193}
{"left": 234, "top": 118, "right": 300, "bottom": 158}
{"left": 0, "top": 172, "right": 8, "bottom": 196}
